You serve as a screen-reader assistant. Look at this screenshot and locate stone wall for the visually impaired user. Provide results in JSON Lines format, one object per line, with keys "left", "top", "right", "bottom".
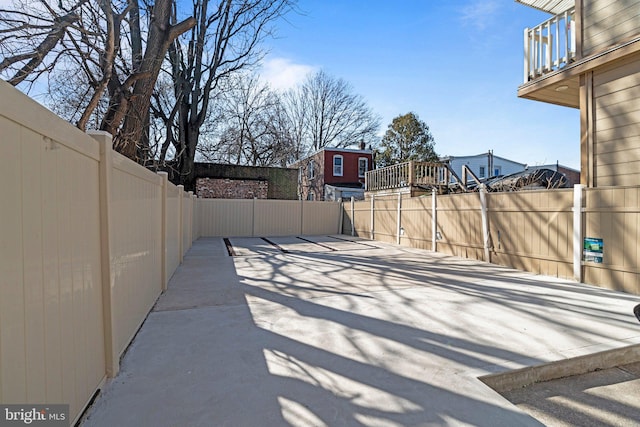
{"left": 196, "top": 178, "right": 268, "bottom": 199}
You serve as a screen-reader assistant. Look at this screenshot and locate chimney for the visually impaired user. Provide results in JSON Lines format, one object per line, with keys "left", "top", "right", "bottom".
{"left": 359, "top": 140, "right": 365, "bottom": 150}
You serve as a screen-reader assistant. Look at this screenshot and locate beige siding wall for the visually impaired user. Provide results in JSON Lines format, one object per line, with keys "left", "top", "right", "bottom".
{"left": 196, "top": 199, "right": 341, "bottom": 237}
{"left": 0, "top": 81, "right": 194, "bottom": 423}
{"left": 582, "top": 0, "right": 640, "bottom": 57}
{"left": 584, "top": 186, "right": 640, "bottom": 294}
{"left": 593, "top": 53, "right": 640, "bottom": 186}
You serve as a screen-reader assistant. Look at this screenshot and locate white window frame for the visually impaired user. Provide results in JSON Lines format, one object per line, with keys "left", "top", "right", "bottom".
{"left": 479, "top": 166, "right": 486, "bottom": 178}
{"left": 358, "top": 157, "right": 368, "bottom": 178}
{"left": 333, "top": 155, "right": 343, "bottom": 176}
{"left": 308, "top": 159, "right": 315, "bottom": 179}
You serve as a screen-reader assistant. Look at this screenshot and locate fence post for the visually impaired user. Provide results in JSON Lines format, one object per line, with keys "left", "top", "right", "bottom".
{"left": 300, "top": 198, "right": 304, "bottom": 235}
{"left": 91, "top": 131, "right": 118, "bottom": 378}
{"left": 338, "top": 200, "right": 344, "bottom": 235}
{"left": 187, "top": 191, "right": 194, "bottom": 251}
{"left": 177, "top": 185, "right": 184, "bottom": 263}
{"left": 351, "top": 196, "right": 355, "bottom": 236}
{"left": 158, "top": 172, "right": 169, "bottom": 292}
{"left": 397, "top": 193, "right": 402, "bottom": 245}
{"left": 252, "top": 197, "right": 256, "bottom": 237}
{"left": 479, "top": 184, "right": 491, "bottom": 262}
{"left": 432, "top": 188, "right": 437, "bottom": 252}
{"left": 370, "top": 194, "right": 375, "bottom": 240}
{"left": 573, "top": 184, "right": 584, "bottom": 282}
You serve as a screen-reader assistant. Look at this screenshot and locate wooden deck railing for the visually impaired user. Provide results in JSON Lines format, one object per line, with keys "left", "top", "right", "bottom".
{"left": 365, "top": 161, "right": 448, "bottom": 192}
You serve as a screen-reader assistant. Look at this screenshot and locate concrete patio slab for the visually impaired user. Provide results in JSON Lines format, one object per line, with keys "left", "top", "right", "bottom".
{"left": 80, "top": 237, "right": 640, "bottom": 427}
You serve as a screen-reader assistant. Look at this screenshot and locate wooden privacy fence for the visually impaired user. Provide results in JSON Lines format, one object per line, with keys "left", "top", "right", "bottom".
{"left": 0, "top": 81, "right": 196, "bottom": 425}
{"left": 343, "top": 185, "right": 640, "bottom": 295}
{"left": 196, "top": 198, "right": 342, "bottom": 237}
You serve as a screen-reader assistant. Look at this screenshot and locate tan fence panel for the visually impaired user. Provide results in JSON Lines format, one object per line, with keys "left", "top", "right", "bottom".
{"left": 302, "top": 201, "right": 341, "bottom": 235}
{"left": 110, "top": 153, "right": 163, "bottom": 359}
{"left": 181, "top": 191, "right": 193, "bottom": 256}
{"left": 255, "top": 199, "right": 302, "bottom": 236}
{"left": 352, "top": 200, "right": 371, "bottom": 237}
{"left": 584, "top": 186, "right": 640, "bottom": 294}
{"left": 400, "top": 196, "right": 433, "bottom": 249}
{"left": 437, "top": 193, "right": 484, "bottom": 260}
{"left": 166, "top": 183, "right": 181, "bottom": 282}
{"left": 197, "top": 199, "right": 254, "bottom": 236}
{"left": 0, "top": 84, "right": 105, "bottom": 420}
{"left": 373, "top": 196, "right": 398, "bottom": 243}
{"left": 488, "top": 189, "right": 573, "bottom": 278}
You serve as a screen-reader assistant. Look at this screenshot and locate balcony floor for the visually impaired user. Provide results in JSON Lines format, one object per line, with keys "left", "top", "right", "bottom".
{"left": 80, "top": 237, "right": 640, "bottom": 427}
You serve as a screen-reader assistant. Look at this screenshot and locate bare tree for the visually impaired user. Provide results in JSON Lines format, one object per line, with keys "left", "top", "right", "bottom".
{"left": 0, "top": 0, "right": 196, "bottom": 161}
{"left": 156, "top": 0, "right": 295, "bottom": 185}
{"left": 288, "top": 70, "right": 380, "bottom": 154}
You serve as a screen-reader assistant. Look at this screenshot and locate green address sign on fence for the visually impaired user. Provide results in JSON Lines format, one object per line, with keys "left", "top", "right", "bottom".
{"left": 583, "top": 237, "right": 603, "bottom": 263}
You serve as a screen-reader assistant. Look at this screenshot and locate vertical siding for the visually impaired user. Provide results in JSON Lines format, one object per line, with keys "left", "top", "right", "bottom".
{"left": 582, "top": 0, "right": 640, "bottom": 57}
{"left": 593, "top": 53, "right": 640, "bottom": 186}
{"left": 0, "top": 94, "right": 104, "bottom": 419}
{"left": 110, "top": 154, "right": 163, "bottom": 358}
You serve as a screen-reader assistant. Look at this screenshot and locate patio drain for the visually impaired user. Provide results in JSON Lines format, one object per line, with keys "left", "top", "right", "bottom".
{"left": 261, "top": 237, "right": 289, "bottom": 253}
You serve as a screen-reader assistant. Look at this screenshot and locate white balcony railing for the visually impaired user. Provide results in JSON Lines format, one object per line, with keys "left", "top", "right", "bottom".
{"left": 365, "top": 161, "right": 448, "bottom": 192}
{"left": 524, "top": 6, "right": 576, "bottom": 82}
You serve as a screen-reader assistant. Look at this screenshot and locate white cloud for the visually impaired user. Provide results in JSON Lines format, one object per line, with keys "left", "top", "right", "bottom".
{"left": 259, "top": 57, "right": 317, "bottom": 91}
{"left": 459, "top": 0, "right": 500, "bottom": 31}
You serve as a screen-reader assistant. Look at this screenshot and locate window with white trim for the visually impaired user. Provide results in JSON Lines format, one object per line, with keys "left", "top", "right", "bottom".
{"left": 308, "top": 159, "right": 315, "bottom": 179}
{"left": 333, "top": 155, "right": 343, "bottom": 176}
{"left": 358, "top": 157, "right": 368, "bottom": 178}
{"left": 479, "top": 166, "right": 486, "bottom": 178}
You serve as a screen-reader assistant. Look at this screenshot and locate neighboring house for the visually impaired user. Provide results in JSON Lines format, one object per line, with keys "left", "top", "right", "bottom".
{"left": 290, "top": 144, "right": 374, "bottom": 201}
{"left": 517, "top": 0, "right": 640, "bottom": 187}
{"left": 440, "top": 151, "right": 527, "bottom": 182}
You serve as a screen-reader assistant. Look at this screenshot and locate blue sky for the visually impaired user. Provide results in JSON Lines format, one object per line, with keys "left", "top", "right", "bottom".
{"left": 260, "top": 0, "right": 580, "bottom": 169}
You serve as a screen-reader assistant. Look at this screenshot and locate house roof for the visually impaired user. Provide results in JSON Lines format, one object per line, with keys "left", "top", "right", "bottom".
{"left": 440, "top": 153, "right": 527, "bottom": 167}
{"left": 515, "top": 0, "right": 574, "bottom": 14}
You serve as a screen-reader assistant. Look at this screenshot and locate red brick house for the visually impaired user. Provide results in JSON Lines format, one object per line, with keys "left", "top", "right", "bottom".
{"left": 291, "top": 145, "right": 374, "bottom": 201}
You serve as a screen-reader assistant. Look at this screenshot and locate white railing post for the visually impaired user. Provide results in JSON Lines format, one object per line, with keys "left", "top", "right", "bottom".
{"left": 524, "top": 27, "right": 530, "bottom": 82}
{"left": 573, "top": 184, "right": 584, "bottom": 282}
